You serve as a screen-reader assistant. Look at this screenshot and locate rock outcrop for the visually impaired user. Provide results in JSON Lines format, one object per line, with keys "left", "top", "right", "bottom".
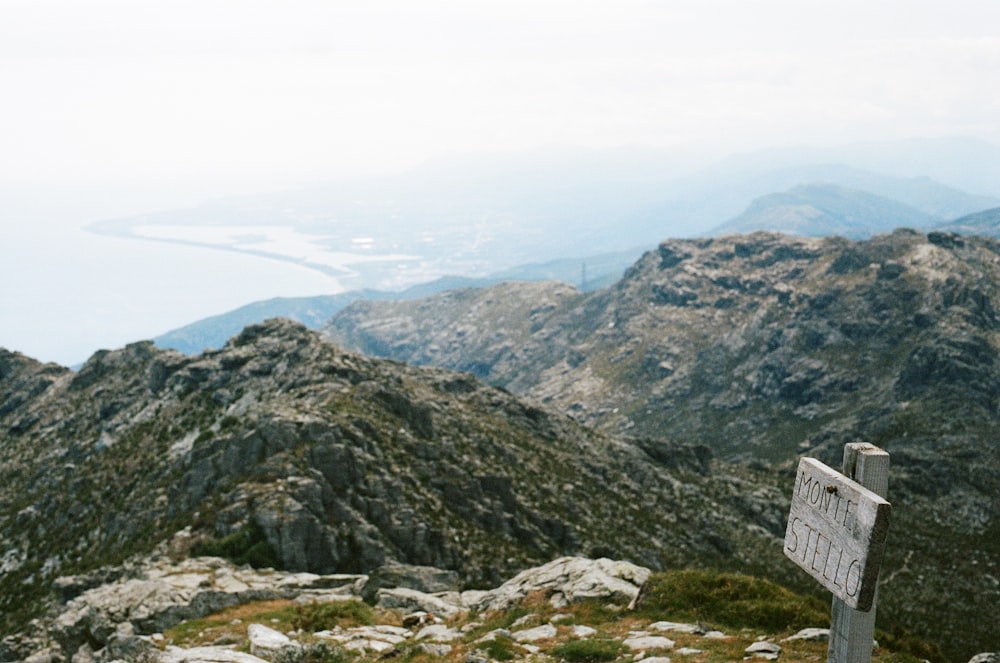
{"left": 8, "top": 554, "right": 655, "bottom": 662}
{"left": 48, "top": 554, "right": 364, "bottom": 656}
{"left": 469, "top": 556, "right": 650, "bottom": 612}
{"left": 968, "top": 654, "right": 1000, "bottom": 663}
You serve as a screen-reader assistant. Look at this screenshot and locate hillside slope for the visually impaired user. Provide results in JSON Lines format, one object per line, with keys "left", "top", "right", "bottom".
{"left": 324, "top": 229, "right": 1000, "bottom": 660}
{"left": 938, "top": 206, "right": 1000, "bottom": 237}
{"left": 153, "top": 249, "right": 640, "bottom": 357}
{"left": 708, "top": 183, "right": 939, "bottom": 237}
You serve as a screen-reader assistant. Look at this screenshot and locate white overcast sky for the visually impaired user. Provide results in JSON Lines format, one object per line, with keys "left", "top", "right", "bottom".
{"left": 3, "top": 0, "right": 1000, "bottom": 193}
{"left": 3, "top": 0, "right": 1000, "bottom": 365}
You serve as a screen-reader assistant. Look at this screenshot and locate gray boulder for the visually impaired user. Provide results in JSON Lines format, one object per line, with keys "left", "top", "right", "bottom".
{"left": 21, "top": 648, "right": 65, "bottom": 663}
{"left": 414, "top": 625, "right": 462, "bottom": 643}
{"left": 376, "top": 587, "right": 465, "bottom": 619}
{"left": 364, "top": 561, "right": 461, "bottom": 601}
{"left": 782, "top": 628, "right": 829, "bottom": 642}
{"left": 471, "top": 556, "right": 651, "bottom": 612}
{"left": 48, "top": 555, "right": 364, "bottom": 655}
{"left": 102, "top": 623, "right": 160, "bottom": 663}
{"left": 623, "top": 634, "right": 675, "bottom": 652}
{"left": 745, "top": 641, "right": 782, "bottom": 660}
{"left": 158, "top": 646, "right": 271, "bottom": 662}
{"left": 511, "top": 624, "right": 557, "bottom": 643}
{"left": 247, "top": 623, "right": 298, "bottom": 660}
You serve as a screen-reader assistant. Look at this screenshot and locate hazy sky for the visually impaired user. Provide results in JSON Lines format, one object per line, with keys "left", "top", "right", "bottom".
{"left": 3, "top": 0, "right": 1000, "bottom": 365}
{"left": 3, "top": 0, "right": 1000, "bottom": 192}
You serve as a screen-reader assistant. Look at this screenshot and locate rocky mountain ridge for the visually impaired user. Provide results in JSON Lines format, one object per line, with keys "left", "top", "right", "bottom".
{"left": 707, "top": 183, "right": 939, "bottom": 238}
{"left": 1, "top": 320, "right": 793, "bottom": 657}
{"left": 322, "top": 229, "right": 1000, "bottom": 660}
{"left": 152, "top": 249, "right": 639, "bottom": 358}
{"left": 939, "top": 206, "right": 1000, "bottom": 237}
{"left": 323, "top": 229, "right": 1000, "bottom": 462}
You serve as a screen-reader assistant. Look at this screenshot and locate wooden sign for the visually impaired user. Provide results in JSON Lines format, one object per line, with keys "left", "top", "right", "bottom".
{"left": 783, "top": 456, "right": 891, "bottom": 611}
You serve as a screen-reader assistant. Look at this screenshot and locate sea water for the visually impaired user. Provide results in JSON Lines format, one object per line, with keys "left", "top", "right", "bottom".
{"left": 1, "top": 187, "right": 342, "bottom": 367}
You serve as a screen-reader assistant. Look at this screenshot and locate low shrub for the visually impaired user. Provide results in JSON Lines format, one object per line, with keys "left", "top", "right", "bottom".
{"left": 274, "top": 641, "right": 349, "bottom": 663}
{"left": 191, "top": 522, "right": 281, "bottom": 569}
{"left": 633, "top": 569, "right": 828, "bottom": 632}
{"left": 477, "top": 635, "right": 519, "bottom": 661}
{"left": 551, "top": 639, "right": 624, "bottom": 663}
{"left": 291, "top": 600, "right": 375, "bottom": 632}
{"left": 876, "top": 626, "right": 946, "bottom": 663}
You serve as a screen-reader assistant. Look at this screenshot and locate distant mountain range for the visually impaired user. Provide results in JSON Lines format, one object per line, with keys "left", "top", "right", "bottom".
{"left": 938, "top": 206, "right": 1000, "bottom": 236}
{"left": 87, "top": 138, "right": 1000, "bottom": 366}
{"left": 708, "top": 183, "right": 940, "bottom": 237}
{"left": 88, "top": 138, "right": 1000, "bottom": 297}
{"left": 152, "top": 178, "right": 1000, "bottom": 357}
{"left": 153, "top": 249, "right": 641, "bottom": 356}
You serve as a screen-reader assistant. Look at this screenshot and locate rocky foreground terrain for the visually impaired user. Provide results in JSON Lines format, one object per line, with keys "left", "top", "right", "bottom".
{"left": 3, "top": 553, "right": 975, "bottom": 663}
{"left": 324, "top": 230, "right": 1000, "bottom": 661}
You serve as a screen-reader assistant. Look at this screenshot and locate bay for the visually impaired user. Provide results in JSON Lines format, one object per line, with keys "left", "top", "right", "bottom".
{"left": 1, "top": 187, "right": 342, "bottom": 367}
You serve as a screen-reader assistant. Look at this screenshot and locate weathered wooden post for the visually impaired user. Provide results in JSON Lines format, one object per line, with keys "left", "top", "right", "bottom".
{"left": 783, "top": 442, "right": 891, "bottom": 663}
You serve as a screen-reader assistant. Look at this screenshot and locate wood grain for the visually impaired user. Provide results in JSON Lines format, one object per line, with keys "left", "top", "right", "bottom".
{"left": 783, "top": 455, "right": 890, "bottom": 611}
{"left": 827, "top": 443, "right": 890, "bottom": 663}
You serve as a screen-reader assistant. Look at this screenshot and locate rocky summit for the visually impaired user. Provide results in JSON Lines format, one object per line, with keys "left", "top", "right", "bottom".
{"left": 1, "top": 319, "right": 793, "bottom": 659}
{"left": 324, "top": 229, "right": 1000, "bottom": 661}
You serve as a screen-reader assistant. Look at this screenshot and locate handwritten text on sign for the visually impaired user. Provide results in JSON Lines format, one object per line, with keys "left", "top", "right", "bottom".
{"left": 783, "top": 457, "right": 891, "bottom": 611}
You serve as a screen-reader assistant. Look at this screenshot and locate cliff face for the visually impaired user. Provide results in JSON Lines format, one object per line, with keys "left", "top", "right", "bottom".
{"left": 324, "top": 229, "right": 1000, "bottom": 660}
{"left": 0, "top": 319, "right": 783, "bottom": 641}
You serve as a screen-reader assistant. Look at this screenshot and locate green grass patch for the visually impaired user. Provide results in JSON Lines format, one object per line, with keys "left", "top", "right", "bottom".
{"left": 633, "top": 569, "right": 828, "bottom": 632}
{"left": 291, "top": 600, "right": 375, "bottom": 632}
{"left": 562, "top": 601, "right": 623, "bottom": 626}
{"left": 477, "top": 635, "right": 519, "bottom": 661}
{"left": 163, "top": 600, "right": 299, "bottom": 646}
{"left": 463, "top": 605, "right": 534, "bottom": 640}
{"left": 163, "top": 615, "right": 229, "bottom": 646}
{"left": 876, "top": 626, "right": 947, "bottom": 663}
{"left": 551, "top": 638, "right": 624, "bottom": 662}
